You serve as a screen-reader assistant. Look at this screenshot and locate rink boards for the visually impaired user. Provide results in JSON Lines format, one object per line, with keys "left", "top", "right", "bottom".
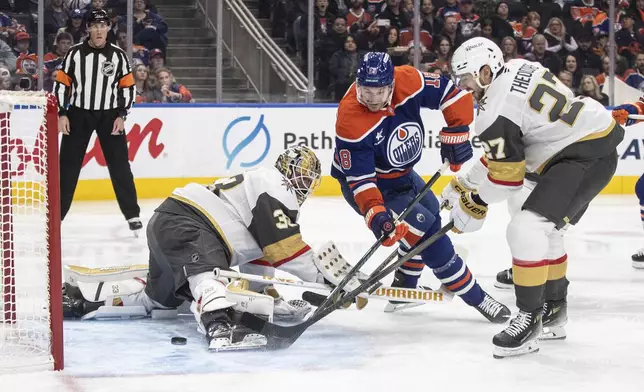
{"left": 12, "top": 103, "right": 641, "bottom": 200}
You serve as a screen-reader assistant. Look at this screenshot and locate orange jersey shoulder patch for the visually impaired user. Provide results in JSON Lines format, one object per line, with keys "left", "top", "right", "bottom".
{"left": 336, "top": 83, "right": 390, "bottom": 142}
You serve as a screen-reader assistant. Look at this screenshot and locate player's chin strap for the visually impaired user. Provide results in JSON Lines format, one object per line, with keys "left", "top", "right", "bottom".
{"left": 311, "top": 161, "right": 451, "bottom": 317}
{"left": 474, "top": 65, "right": 503, "bottom": 91}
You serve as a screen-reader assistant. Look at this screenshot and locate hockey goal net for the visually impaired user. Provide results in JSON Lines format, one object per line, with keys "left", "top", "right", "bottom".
{"left": 0, "top": 91, "right": 63, "bottom": 371}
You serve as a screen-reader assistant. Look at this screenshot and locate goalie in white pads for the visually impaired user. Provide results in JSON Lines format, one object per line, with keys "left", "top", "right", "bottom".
{"left": 63, "top": 146, "right": 330, "bottom": 351}
{"left": 445, "top": 38, "right": 624, "bottom": 358}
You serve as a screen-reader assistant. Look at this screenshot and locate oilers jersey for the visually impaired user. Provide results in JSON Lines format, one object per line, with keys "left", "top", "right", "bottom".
{"left": 331, "top": 65, "right": 474, "bottom": 215}
{"left": 474, "top": 59, "right": 616, "bottom": 204}
{"left": 162, "top": 167, "right": 318, "bottom": 282}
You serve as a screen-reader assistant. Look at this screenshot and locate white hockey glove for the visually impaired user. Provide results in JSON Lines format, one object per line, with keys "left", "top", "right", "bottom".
{"left": 450, "top": 192, "right": 488, "bottom": 234}
{"left": 440, "top": 176, "right": 477, "bottom": 210}
{"left": 264, "top": 286, "right": 312, "bottom": 322}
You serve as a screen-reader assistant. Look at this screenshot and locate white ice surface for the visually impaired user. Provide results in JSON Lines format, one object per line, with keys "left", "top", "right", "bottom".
{"left": 1, "top": 195, "right": 644, "bottom": 392}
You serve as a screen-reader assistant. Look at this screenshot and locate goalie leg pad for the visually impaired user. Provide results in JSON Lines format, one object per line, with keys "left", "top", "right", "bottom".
{"left": 81, "top": 290, "right": 173, "bottom": 320}
{"left": 313, "top": 242, "right": 369, "bottom": 305}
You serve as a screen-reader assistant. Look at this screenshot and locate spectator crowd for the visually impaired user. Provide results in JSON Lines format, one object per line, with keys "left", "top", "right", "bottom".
{"left": 265, "top": 0, "right": 644, "bottom": 103}
{"left": 0, "top": 0, "right": 641, "bottom": 106}
{"left": 0, "top": 0, "right": 192, "bottom": 103}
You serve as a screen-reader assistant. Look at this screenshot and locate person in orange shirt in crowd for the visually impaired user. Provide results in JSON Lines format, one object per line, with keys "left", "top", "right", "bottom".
{"left": 12, "top": 31, "right": 33, "bottom": 57}
{"left": 155, "top": 67, "right": 192, "bottom": 103}
{"left": 44, "top": 32, "right": 74, "bottom": 68}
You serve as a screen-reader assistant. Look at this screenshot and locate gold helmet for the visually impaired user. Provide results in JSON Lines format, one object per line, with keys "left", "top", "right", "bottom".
{"left": 275, "top": 146, "right": 322, "bottom": 205}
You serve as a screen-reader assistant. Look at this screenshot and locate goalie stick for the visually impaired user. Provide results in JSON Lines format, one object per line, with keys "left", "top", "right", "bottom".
{"left": 239, "top": 221, "right": 454, "bottom": 349}
{"left": 312, "top": 161, "right": 450, "bottom": 317}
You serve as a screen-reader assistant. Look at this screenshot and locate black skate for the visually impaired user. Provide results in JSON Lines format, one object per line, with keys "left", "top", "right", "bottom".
{"left": 492, "top": 310, "right": 542, "bottom": 359}
{"left": 128, "top": 218, "right": 143, "bottom": 238}
{"left": 475, "top": 293, "right": 511, "bottom": 323}
{"left": 62, "top": 283, "right": 103, "bottom": 319}
{"left": 631, "top": 249, "right": 644, "bottom": 269}
{"left": 541, "top": 299, "right": 568, "bottom": 340}
{"left": 494, "top": 268, "right": 513, "bottom": 289}
{"left": 204, "top": 310, "right": 267, "bottom": 352}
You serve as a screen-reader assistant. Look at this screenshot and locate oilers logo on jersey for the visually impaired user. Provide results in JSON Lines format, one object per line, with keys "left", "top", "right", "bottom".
{"left": 387, "top": 122, "right": 423, "bottom": 167}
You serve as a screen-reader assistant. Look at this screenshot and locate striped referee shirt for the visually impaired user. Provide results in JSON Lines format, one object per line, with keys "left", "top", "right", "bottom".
{"left": 54, "top": 39, "right": 135, "bottom": 116}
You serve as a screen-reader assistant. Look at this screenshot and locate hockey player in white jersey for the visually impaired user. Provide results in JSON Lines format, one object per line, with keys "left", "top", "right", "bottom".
{"left": 62, "top": 146, "right": 328, "bottom": 351}
{"left": 444, "top": 37, "right": 624, "bottom": 358}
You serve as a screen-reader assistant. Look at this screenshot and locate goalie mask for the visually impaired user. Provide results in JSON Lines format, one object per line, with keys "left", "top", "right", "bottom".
{"left": 275, "top": 146, "right": 322, "bottom": 205}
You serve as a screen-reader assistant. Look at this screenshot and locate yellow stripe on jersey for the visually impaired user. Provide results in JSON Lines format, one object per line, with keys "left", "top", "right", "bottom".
{"left": 487, "top": 160, "right": 526, "bottom": 186}
{"left": 536, "top": 120, "right": 616, "bottom": 174}
{"left": 262, "top": 233, "right": 308, "bottom": 264}
{"left": 169, "top": 194, "right": 233, "bottom": 255}
{"left": 577, "top": 119, "right": 615, "bottom": 142}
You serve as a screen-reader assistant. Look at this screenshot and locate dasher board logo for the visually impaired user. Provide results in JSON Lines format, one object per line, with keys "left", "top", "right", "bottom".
{"left": 387, "top": 122, "right": 423, "bottom": 167}
{"left": 101, "top": 60, "right": 115, "bottom": 76}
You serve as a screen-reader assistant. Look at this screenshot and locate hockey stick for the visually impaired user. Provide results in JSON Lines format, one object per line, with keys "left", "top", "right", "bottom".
{"left": 215, "top": 268, "right": 449, "bottom": 304}
{"left": 628, "top": 114, "right": 644, "bottom": 120}
{"left": 239, "top": 221, "right": 454, "bottom": 349}
{"left": 312, "top": 161, "right": 450, "bottom": 316}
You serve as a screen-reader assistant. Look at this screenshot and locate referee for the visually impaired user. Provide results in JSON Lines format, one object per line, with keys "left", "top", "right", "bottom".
{"left": 54, "top": 9, "right": 142, "bottom": 236}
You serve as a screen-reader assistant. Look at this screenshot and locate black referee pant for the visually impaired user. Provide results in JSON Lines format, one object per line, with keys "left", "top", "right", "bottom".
{"left": 59, "top": 106, "right": 140, "bottom": 221}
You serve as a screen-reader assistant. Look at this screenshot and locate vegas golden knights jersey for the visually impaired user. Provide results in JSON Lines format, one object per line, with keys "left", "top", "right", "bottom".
{"left": 474, "top": 59, "right": 616, "bottom": 203}
{"left": 168, "top": 166, "right": 317, "bottom": 282}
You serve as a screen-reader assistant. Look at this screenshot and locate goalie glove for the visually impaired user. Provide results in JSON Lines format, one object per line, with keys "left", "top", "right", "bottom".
{"left": 440, "top": 176, "right": 477, "bottom": 210}
{"left": 450, "top": 191, "right": 488, "bottom": 234}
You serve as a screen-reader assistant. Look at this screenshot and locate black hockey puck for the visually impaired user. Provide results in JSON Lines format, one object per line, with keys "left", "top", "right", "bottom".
{"left": 171, "top": 337, "right": 187, "bottom": 345}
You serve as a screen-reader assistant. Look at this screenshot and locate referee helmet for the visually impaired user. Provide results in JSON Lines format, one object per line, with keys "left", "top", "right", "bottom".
{"left": 87, "top": 9, "right": 110, "bottom": 26}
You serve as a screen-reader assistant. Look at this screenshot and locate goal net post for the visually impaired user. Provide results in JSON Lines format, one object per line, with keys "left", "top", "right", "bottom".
{"left": 0, "top": 91, "right": 63, "bottom": 371}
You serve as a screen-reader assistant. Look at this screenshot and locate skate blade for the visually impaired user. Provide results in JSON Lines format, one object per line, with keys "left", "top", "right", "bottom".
{"left": 541, "top": 326, "right": 567, "bottom": 340}
{"left": 208, "top": 334, "right": 267, "bottom": 352}
{"left": 132, "top": 229, "right": 141, "bottom": 238}
{"left": 384, "top": 301, "right": 425, "bottom": 313}
{"left": 493, "top": 282, "right": 514, "bottom": 290}
{"left": 493, "top": 339, "right": 540, "bottom": 359}
{"left": 632, "top": 261, "right": 644, "bottom": 269}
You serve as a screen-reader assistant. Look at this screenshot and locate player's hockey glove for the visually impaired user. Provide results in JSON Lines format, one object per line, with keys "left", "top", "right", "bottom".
{"left": 440, "top": 176, "right": 477, "bottom": 210}
{"left": 612, "top": 97, "right": 644, "bottom": 126}
{"left": 439, "top": 126, "right": 473, "bottom": 172}
{"left": 365, "top": 205, "right": 409, "bottom": 247}
{"left": 450, "top": 191, "right": 488, "bottom": 233}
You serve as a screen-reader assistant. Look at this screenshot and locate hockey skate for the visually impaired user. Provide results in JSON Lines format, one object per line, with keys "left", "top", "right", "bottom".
{"left": 541, "top": 299, "right": 567, "bottom": 340}
{"left": 474, "top": 293, "right": 511, "bottom": 323}
{"left": 494, "top": 268, "right": 513, "bottom": 289}
{"left": 128, "top": 217, "right": 143, "bottom": 237}
{"left": 492, "top": 310, "right": 542, "bottom": 359}
{"left": 205, "top": 310, "right": 267, "bottom": 352}
{"left": 631, "top": 248, "right": 644, "bottom": 269}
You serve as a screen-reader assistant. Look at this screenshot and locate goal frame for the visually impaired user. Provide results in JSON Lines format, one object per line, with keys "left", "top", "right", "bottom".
{"left": 0, "top": 92, "right": 63, "bottom": 371}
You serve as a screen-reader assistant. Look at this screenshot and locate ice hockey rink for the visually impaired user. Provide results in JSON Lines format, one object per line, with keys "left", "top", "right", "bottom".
{"left": 1, "top": 195, "right": 644, "bottom": 392}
